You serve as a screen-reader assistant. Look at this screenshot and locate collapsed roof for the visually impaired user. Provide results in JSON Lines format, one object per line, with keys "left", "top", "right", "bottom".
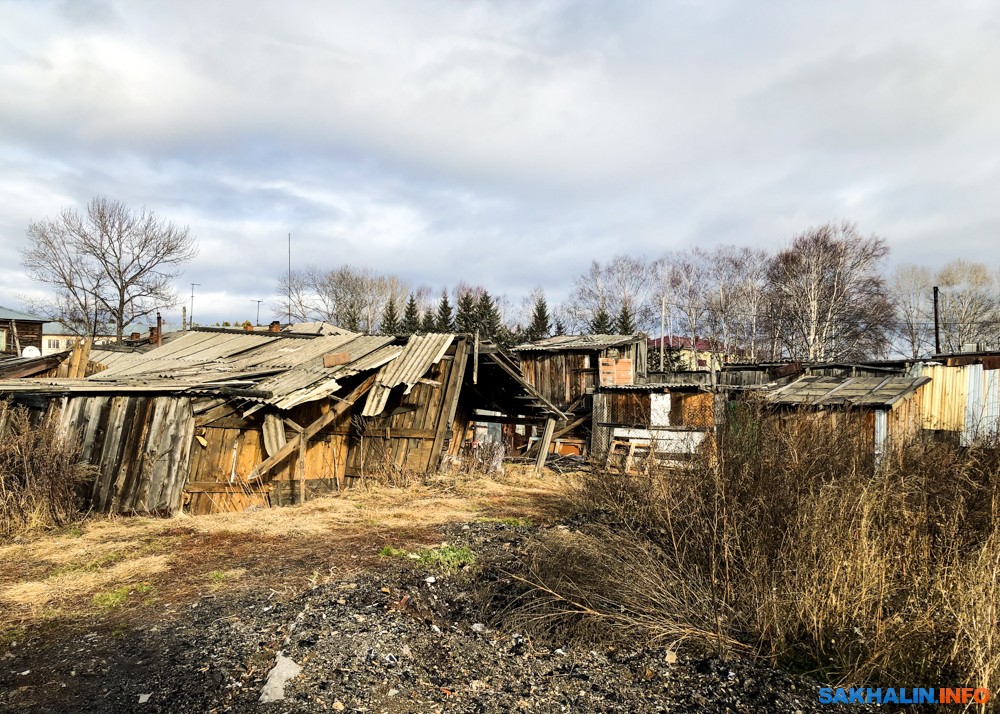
{"left": 0, "top": 327, "right": 561, "bottom": 419}
{"left": 765, "top": 375, "right": 930, "bottom": 408}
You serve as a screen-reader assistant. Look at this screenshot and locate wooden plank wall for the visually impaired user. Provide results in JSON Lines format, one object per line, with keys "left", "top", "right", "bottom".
{"left": 345, "top": 353, "right": 459, "bottom": 479}
{"left": 186, "top": 347, "right": 467, "bottom": 513}
{"left": 520, "top": 352, "right": 593, "bottom": 411}
{"left": 61, "top": 395, "right": 195, "bottom": 513}
{"left": 1, "top": 320, "right": 43, "bottom": 355}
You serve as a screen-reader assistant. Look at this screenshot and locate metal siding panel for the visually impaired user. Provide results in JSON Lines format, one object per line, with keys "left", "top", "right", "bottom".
{"left": 874, "top": 408, "right": 888, "bottom": 461}
{"left": 986, "top": 369, "right": 1000, "bottom": 439}
{"left": 920, "top": 364, "right": 967, "bottom": 431}
{"left": 964, "top": 364, "right": 986, "bottom": 446}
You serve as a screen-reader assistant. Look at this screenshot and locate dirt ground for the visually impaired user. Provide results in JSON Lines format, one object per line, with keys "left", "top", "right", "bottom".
{"left": 1, "top": 470, "right": 867, "bottom": 713}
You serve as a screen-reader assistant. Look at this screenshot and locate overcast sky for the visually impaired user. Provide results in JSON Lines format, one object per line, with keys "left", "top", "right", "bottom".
{"left": 1, "top": 0, "right": 998, "bottom": 326}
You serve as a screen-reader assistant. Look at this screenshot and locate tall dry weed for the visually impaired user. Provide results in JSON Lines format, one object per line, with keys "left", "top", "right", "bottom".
{"left": 501, "top": 400, "right": 1000, "bottom": 698}
{"left": 0, "top": 401, "right": 93, "bottom": 537}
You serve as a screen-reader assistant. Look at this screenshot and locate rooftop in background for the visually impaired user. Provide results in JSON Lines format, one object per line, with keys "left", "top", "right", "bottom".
{"left": 0, "top": 306, "right": 47, "bottom": 323}
{"left": 647, "top": 335, "right": 715, "bottom": 351}
{"left": 765, "top": 375, "right": 931, "bottom": 408}
{"left": 511, "top": 334, "right": 646, "bottom": 352}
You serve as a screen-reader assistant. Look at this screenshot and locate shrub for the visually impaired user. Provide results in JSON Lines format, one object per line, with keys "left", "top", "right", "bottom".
{"left": 0, "top": 401, "right": 94, "bottom": 538}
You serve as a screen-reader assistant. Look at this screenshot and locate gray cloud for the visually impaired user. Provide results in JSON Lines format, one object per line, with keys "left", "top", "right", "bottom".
{"left": 1, "top": 0, "right": 998, "bottom": 326}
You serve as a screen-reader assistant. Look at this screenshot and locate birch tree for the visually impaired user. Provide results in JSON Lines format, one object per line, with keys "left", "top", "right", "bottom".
{"left": 767, "top": 222, "right": 893, "bottom": 361}
{"left": 891, "top": 264, "right": 932, "bottom": 358}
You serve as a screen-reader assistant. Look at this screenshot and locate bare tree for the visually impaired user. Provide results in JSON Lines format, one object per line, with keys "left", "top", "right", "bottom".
{"left": 274, "top": 265, "right": 410, "bottom": 333}
{"left": 727, "top": 247, "right": 770, "bottom": 362}
{"left": 654, "top": 250, "right": 711, "bottom": 351}
{"left": 565, "top": 256, "right": 653, "bottom": 332}
{"left": 934, "top": 260, "right": 999, "bottom": 352}
{"left": 20, "top": 196, "right": 197, "bottom": 342}
{"left": 766, "top": 221, "right": 893, "bottom": 361}
{"left": 890, "top": 264, "right": 932, "bottom": 358}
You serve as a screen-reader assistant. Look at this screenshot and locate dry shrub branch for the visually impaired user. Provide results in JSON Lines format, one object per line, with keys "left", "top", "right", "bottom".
{"left": 0, "top": 401, "right": 93, "bottom": 537}
{"left": 500, "top": 400, "right": 1000, "bottom": 696}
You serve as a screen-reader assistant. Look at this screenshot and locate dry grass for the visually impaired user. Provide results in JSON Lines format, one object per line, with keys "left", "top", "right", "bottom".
{"left": 503, "top": 403, "right": 1000, "bottom": 701}
{"left": 0, "top": 469, "right": 571, "bottom": 641}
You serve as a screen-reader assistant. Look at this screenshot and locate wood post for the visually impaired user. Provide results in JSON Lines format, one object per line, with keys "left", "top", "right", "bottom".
{"left": 296, "top": 434, "right": 306, "bottom": 504}
{"left": 534, "top": 417, "right": 556, "bottom": 475}
{"left": 523, "top": 413, "right": 589, "bottom": 458}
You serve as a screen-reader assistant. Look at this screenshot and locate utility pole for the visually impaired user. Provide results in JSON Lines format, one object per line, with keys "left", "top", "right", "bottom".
{"left": 933, "top": 285, "right": 941, "bottom": 355}
{"left": 287, "top": 233, "right": 292, "bottom": 327}
{"left": 659, "top": 294, "right": 665, "bottom": 372}
{"left": 190, "top": 283, "right": 201, "bottom": 328}
{"left": 252, "top": 299, "right": 263, "bottom": 326}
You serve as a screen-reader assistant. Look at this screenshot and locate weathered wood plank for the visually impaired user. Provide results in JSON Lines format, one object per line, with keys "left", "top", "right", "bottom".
{"left": 248, "top": 374, "right": 376, "bottom": 482}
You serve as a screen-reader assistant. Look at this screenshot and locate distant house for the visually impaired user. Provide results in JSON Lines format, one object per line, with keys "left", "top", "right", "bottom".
{"left": 648, "top": 335, "right": 740, "bottom": 371}
{"left": 41, "top": 323, "right": 120, "bottom": 356}
{"left": 0, "top": 306, "right": 47, "bottom": 357}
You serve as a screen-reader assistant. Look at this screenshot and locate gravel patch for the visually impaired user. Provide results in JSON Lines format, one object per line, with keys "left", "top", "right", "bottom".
{"left": 0, "top": 522, "right": 872, "bottom": 713}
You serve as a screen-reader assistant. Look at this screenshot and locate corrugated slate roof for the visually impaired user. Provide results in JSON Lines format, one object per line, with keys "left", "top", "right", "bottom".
{"left": 766, "top": 375, "right": 930, "bottom": 407}
{"left": 0, "top": 306, "right": 47, "bottom": 322}
{"left": 511, "top": 334, "right": 644, "bottom": 352}
{"left": 0, "top": 329, "right": 456, "bottom": 418}
{"left": 363, "top": 333, "right": 454, "bottom": 416}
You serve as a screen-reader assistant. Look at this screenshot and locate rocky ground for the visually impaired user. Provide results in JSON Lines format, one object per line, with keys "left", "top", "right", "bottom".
{"left": 1, "top": 520, "right": 874, "bottom": 714}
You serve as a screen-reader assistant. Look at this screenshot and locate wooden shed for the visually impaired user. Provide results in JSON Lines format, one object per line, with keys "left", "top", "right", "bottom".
{"left": 0, "top": 327, "right": 561, "bottom": 515}
{"left": 511, "top": 334, "right": 648, "bottom": 413}
{"left": 762, "top": 374, "right": 930, "bottom": 459}
{"left": 0, "top": 306, "right": 46, "bottom": 357}
{"left": 591, "top": 383, "right": 719, "bottom": 469}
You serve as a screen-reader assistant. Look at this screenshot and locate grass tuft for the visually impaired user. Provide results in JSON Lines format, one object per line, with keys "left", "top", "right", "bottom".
{"left": 415, "top": 544, "right": 476, "bottom": 573}
{"left": 378, "top": 546, "right": 409, "bottom": 558}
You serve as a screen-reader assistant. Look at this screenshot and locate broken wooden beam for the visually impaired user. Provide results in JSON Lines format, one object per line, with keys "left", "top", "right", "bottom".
{"left": 247, "top": 374, "right": 376, "bottom": 482}
{"left": 523, "top": 413, "right": 590, "bottom": 458}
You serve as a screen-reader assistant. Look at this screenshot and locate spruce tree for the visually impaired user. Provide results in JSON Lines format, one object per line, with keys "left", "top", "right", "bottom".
{"left": 420, "top": 309, "right": 436, "bottom": 333}
{"left": 401, "top": 294, "right": 421, "bottom": 335}
{"left": 341, "top": 304, "right": 362, "bottom": 333}
{"left": 455, "top": 291, "right": 478, "bottom": 334}
{"left": 380, "top": 295, "right": 400, "bottom": 335}
{"left": 436, "top": 291, "right": 455, "bottom": 332}
{"left": 589, "top": 303, "right": 614, "bottom": 333}
{"left": 476, "top": 291, "right": 503, "bottom": 340}
{"left": 615, "top": 301, "right": 636, "bottom": 334}
{"left": 525, "top": 294, "right": 551, "bottom": 342}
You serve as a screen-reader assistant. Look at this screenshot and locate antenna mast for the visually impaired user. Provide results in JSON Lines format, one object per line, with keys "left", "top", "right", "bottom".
{"left": 288, "top": 233, "right": 292, "bottom": 326}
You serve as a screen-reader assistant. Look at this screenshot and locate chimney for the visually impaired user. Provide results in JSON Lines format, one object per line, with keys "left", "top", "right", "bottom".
{"left": 151, "top": 312, "right": 163, "bottom": 347}
{"left": 130, "top": 331, "right": 141, "bottom": 341}
{"left": 269, "top": 320, "right": 282, "bottom": 333}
